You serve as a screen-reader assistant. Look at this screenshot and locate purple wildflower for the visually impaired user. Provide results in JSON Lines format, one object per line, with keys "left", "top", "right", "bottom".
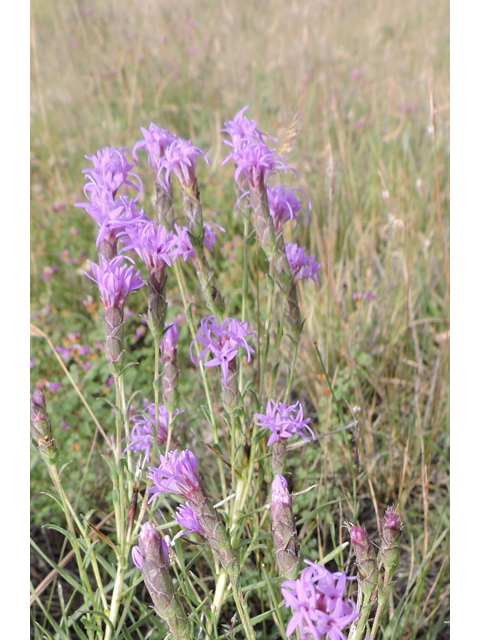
{"left": 159, "top": 138, "right": 209, "bottom": 188}
{"left": 281, "top": 561, "right": 359, "bottom": 640}
{"left": 47, "top": 382, "right": 61, "bottom": 393}
{"left": 147, "top": 449, "right": 203, "bottom": 503}
{"left": 352, "top": 292, "right": 375, "bottom": 302}
{"left": 132, "top": 532, "right": 169, "bottom": 572}
{"left": 190, "top": 316, "right": 257, "bottom": 385}
{"left": 83, "top": 147, "right": 141, "bottom": 197}
{"left": 30, "top": 358, "right": 35, "bottom": 368}
{"left": 225, "top": 141, "right": 296, "bottom": 190}
{"left": 255, "top": 400, "right": 315, "bottom": 446}
{"left": 122, "top": 220, "right": 177, "bottom": 273}
{"left": 86, "top": 256, "right": 145, "bottom": 310}
{"left": 171, "top": 222, "right": 224, "bottom": 262}
{"left": 40, "top": 266, "right": 58, "bottom": 282}
{"left": 270, "top": 475, "right": 300, "bottom": 579}
{"left": 173, "top": 501, "right": 207, "bottom": 536}
{"left": 221, "top": 105, "right": 276, "bottom": 151}
{"left": 125, "top": 404, "right": 177, "bottom": 461}
{"left": 286, "top": 243, "right": 321, "bottom": 286}
{"left": 267, "top": 184, "right": 311, "bottom": 233}
{"left": 162, "top": 322, "right": 179, "bottom": 355}
{"left": 133, "top": 124, "right": 178, "bottom": 170}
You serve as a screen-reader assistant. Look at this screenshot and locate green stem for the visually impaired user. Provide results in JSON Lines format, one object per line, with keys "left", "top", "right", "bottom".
{"left": 230, "top": 576, "right": 256, "bottom": 640}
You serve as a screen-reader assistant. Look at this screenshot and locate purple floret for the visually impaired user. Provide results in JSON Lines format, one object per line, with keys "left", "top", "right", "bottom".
{"left": 190, "top": 316, "right": 257, "bottom": 385}
{"left": 286, "top": 243, "right": 321, "bottom": 286}
{"left": 125, "top": 403, "right": 177, "bottom": 461}
{"left": 224, "top": 141, "right": 296, "bottom": 190}
{"left": 281, "top": 561, "right": 359, "bottom": 640}
{"left": 267, "top": 184, "right": 311, "bottom": 233}
{"left": 158, "top": 138, "right": 209, "bottom": 188}
{"left": 133, "top": 124, "right": 178, "bottom": 170}
{"left": 254, "top": 400, "right": 315, "bottom": 446}
{"left": 221, "top": 105, "right": 276, "bottom": 151}
{"left": 83, "top": 147, "right": 141, "bottom": 197}
{"left": 86, "top": 256, "right": 145, "bottom": 309}
{"left": 170, "top": 222, "right": 225, "bottom": 262}
{"left": 173, "top": 501, "right": 207, "bottom": 536}
{"left": 122, "top": 220, "right": 178, "bottom": 273}
{"left": 147, "top": 449, "right": 202, "bottom": 502}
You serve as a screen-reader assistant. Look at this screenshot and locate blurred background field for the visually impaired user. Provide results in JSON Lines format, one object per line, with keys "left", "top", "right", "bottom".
{"left": 30, "top": 0, "right": 449, "bottom": 637}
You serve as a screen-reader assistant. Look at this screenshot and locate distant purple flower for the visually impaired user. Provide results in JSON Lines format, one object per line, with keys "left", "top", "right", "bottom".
{"left": 122, "top": 220, "right": 177, "bottom": 273}
{"left": 286, "top": 243, "right": 321, "bottom": 286}
{"left": 267, "top": 185, "right": 311, "bottom": 233}
{"left": 224, "top": 141, "right": 296, "bottom": 190}
{"left": 133, "top": 124, "right": 178, "bottom": 170}
{"left": 147, "top": 449, "right": 202, "bottom": 502}
{"left": 171, "top": 222, "right": 225, "bottom": 262}
{"left": 125, "top": 403, "right": 177, "bottom": 461}
{"left": 86, "top": 256, "right": 145, "bottom": 310}
{"left": 30, "top": 358, "right": 35, "bottom": 369}
{"left": 56, "top": 346, "right": 71, "bottom": 359}
{"left": 281, "top": 561, "right": 359, "bottom": 640}
{"left": 221, "top": 105, "right": 276, "bottom": 151}
{"left": 40, "top": 266, "right": 58, "bottom": 282}
{"left": 159, "top": 139, "right": 209, "bottom": 188}
{"left": 190, "top": 316, "right": 257, "bottom": 385}
{"left": 254, "top": 400, "right": 315, "bottom": 445}
{"left": 83, "top": 147, "right": 141, "bottom": 197}
{"left": 352, "top": 292, "right": 375, "bottom": 302}
{"left": 61, "top": 419, "right": 71, "bottom": 431}
{"left": 47, "top": 382, "right": 61, "bottom": 393}
{"left": 173, "top": 501, "right": 206, "bottom": 536}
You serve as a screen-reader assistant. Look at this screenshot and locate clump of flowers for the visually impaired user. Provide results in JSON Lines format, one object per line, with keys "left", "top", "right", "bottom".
{"left": 286, "top": 242, "right": 321, "bottom": 286}
{"left": 125, "top": 403, "right": 177, "bottom": 461}
{"left": 267, "top": 184, "right": 311, "bottom": 234}
{"left": 255, "top": 400, "right": 314, "bottom": 474}
{"left": 281, "top": 561, "right": 359, "bottom": 640}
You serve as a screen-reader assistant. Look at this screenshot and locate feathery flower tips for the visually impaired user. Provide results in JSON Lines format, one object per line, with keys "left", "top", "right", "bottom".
{"left": 174, "top": 502, "right": 207, "bottom": 536}
{"left": 221, "top": 104, "right": 276, "bottom": 151}
{"left": 379, "top": 506, "right": 403, "bottom": 578}
{"left": 86, "top": 256, "right": 144, "bottom": 373}
{"left": 161, "top": 323, "right": 180, "bottom": 412}
{"left": 147, "top": 449, "right": 238, "bottom": 574}
{"left": 267, "top": 184, "right": 311, "bottom": 234}
{"left": 350, "top": 525, "right": 379, "bottom": 600}
{"left": 30, "top": 389, "right": 58, "bottom": 464}
{"left": 190, "top": 315, "right": 257, "bottom": 410}
{"left": 135, "top": 522, "right": 190, "bottom": 639}
{"left": 125, "top": 404, "right": 176, "bottom": 461}
{"left": 281, "top": 561, "right": 359, "bottom": 640}
{"left": 270, "top": 475, "right": 300, "bottom": 579}
{"left": 254, "top": 400, "right": 314, "bottom": 474}
{"left": 286, "top": 243, "right": 321, "bottom": 286}
{"left": 83, "top": 147, "right": 141, "bottom": 198}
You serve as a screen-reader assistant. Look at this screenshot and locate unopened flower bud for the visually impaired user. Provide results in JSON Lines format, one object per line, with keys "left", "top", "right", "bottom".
{"left": 379, "top": 506, "right": 403, "bottom": 577}
{"left": 350, "top": 525, "right": 378, "bottom": 599}
{"left": 136, "top": 522, "right": 190, "bottom": 639}
{"left": 270, "top": 475, "right": 300, "bottom": 579}
{"left": 30, "top": 389, "right": 59, "bottom": 464}
{"left": 161, "top": 323, "right": 179, "bottom": 411}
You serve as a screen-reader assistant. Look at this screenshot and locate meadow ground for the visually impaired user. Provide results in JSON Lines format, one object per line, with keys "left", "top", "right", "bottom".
{"left": 30, "top": 0, "right": 449, "bottom": 637}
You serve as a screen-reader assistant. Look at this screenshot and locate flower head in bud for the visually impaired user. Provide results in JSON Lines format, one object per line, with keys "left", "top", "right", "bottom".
{"left": 270, "top": 475, "right": 300, "bottom": 579}
{"left": 350, "top": 524, "right": 378, "bottom": 599}
{"left": 286, "top": 243, "right": 321, "bottom": 286}
{"left": 86, "top": 256, "right": 145, "bottom": 310}
{"left": 133, "top": 124, "right": 178, "bottom": 170}
{"left": 221, "top": 105, "right": 276, "bottom": 151}
{"left": 267, "top": 184, "right": 311, "bottom": 233}
{"left": 190, "top": 315, "right": 257, "bottom": 385}
{"left": 255, "top": 400, "right": 315, "bottom": 446}
{"left": 171, "top": 222, "right": 225, "bottom": 262}
{"left": 125, "top": 404, "right": 177, "bottom": 461}
{"left": 30, "top": 389, "right": 58, "bottom": 463}
{"left": 173, "top": 501, "right": 207, "bottom": 536}
{"left": 133, "top": 524, "right": 169, "bottom": 571}
{"left": 224, "top": 141, "right": 296, "bottom": 190}
{"left": 147, "top": 449, "right": 203, "bottom": 502}
{"left": 379, "top": 506, "right": 403, "bottom": 576}
{"left": 281, "top": 561, "right": 359, "bottom": 640}
{"left": 83, "top": 147, "right": 141, "bottom": 197}
{"left": 162, "top": 322, "right": 179, "bottom": 355}
{"left": 122, "top": 220, "right": 177, "bottom": 273}
{"left": 159, "top": 138, "right": 209, "bottom": 188}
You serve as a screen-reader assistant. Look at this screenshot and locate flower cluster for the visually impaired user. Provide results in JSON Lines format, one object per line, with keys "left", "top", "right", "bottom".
{"left": 268, "top": 185, "right": 311, "bottom": 233}
{"left": 122, "top": 220, "right": 177, "bottom": 273}
{"left": 159, "top": 139, "right": 209, "bottom": 188}
{"left": 133, "top": 124, "right": 178, "bottom": 171}
{"left": 147, "top": 449, "right": 202, "bottom": 503}
{"left": 83, "top": 147, "right": 141, "bottom": 197}
{"left": 125, "top": 403, "right": 176, "bottom": 461}
{"left": 221, "top": 104, "right": 275, "bottom": 151}
{"left": 255, "top": 400, "right": 315, "bottom": 445}
{"left": 173, "top": 502, "right": 206, "bottom": 536}
{"left": 86, "top": 256, "right": 145, "bottom": 310}
{"left": 281, "top": 561, "right": 359, "bottom": 640}
{"left": 190, "top": 316, "right": 257, "bottom": 385}
{"left": 172, "top": 223, "right": 224, "bottom": 262}
{"left": 286, "top": 243, "right": 321, "bottom": 286}
{"left": 225, "top": 142, "right": 296, "bottom": 190}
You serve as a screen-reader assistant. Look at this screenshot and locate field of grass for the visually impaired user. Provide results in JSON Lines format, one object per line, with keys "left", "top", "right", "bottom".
{"left": 30, "top": 0, "right": 449, "bottom": 637}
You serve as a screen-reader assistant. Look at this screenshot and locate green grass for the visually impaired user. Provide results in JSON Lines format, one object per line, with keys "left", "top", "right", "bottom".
{"left": 31, "top": 0, "right": 449, "bottom": 637}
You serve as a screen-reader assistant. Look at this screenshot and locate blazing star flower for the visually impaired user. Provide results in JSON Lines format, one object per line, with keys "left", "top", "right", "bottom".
{"left": 122, "top": 220, "right": 177, "bottom": 273}
{"left": 147, "top": 449, "right": 203, "bottom": 503}
{"left": 224, "top": 141, "right": 296, "bottom": 190}
{"left": 125, "top": 404, "right": 177, "bottom": 461}
{"left": 83, "top": 147, "right": 141, "bottom": 196}
{"left": 133, "top": 124, "right": 178, "bottom": 170}
{"left": 159, "top": 138, "right": 209, "bottom": 188}
{"left": 86, "top": 256, "right": 145, "bottom": 310}
{"left": 281, "top": 561, "right": 359, "bottom": 640}
{"left": 132, "top": 532, "right": 169, "bottom": 572}
{"left": 173, "top": 501, "right": 207, "bottom": 536}
{"left": 190, "top": 316, "right": 257, "bottom": 385}
{"left": 267, "top": 184, "right": 311, "bottom": 233}
{"left": 286, "top": 243, "right": 321, "bottom": 286}
{"left": 221, "top": 104, "right": 276, "bottom": 151}
{"left": 171, "top": 223, "right": 225, "bottom": 262}
{"left": 255, "top": 400, "right": 315, "bottom": 445}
